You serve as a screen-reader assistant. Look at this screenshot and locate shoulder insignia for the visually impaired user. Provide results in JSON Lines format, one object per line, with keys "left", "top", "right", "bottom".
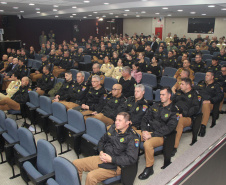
{"left": 188, "top": 94, "right": 191, "bottom": 98}
{"left": 115, "top": 99, "right": 118, "bottom": 103}
{"left": 51, "top": 77, "right": 54, "bottom": 81}
{"left": 82, "top": 86, "right": 86, "bottom": 91}
{"left": 211, "top": 86, "right": 214, "bottom": 89}
{"left": 66, "top": 85, "right": 69, "bottom": 88}
{"left": 120, "top": 138, "right": 124, "bottom": 142}
{"left": 136, "top": 107, "right": 139, "bottom": 111}
{"left": 103, "top": 94, "right": 107, "bottom": 99}
{"left": 135, "top": 139, "right": 139, "bottom": 147}
{"left": 176, "top": 113, "right": 180, "bottom": 121}
{"left": 142, "top": 105, "right": 148, "bottom": 111}
{"left": 72, "top": 85, "right": 74, "bottom": 88}
{"left": 96, "top": 92, "right": 98, "bottom": 95}
{"left": 198, "top": 96, "right": 201, "bottom": 101}
{"left": 107, "top": 132, "right": 111, "bottom": 136}
{"left": 165, "top": 114, "right": 169, "bottom": 118}
{"left": 152, "top": 108, "right": 158, "bottom": 112}
{"left": 77, "top": 89, "right": 80, "bottom": 92}
{"left": 128, "top": 104, "right": 132, "bottom": 107}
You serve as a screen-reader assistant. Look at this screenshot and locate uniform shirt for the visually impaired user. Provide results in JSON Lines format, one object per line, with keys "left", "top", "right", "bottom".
{"left": 172, "top": 89, "right": 201, "bottom": 117}
{"left": 96, "top": 93, "right": 126, "bottom": 120}
{"left": 120, "top": 97, "right": 148, "bottom": 129}
{"left": 6, "top": 80, "right": 21, "bottom": 98}
{"left": 138, "top": 61, "right": 147, "bottom": 72}
{"left": 190, "top": 50, "right": 202, "bottom": 59}
{"left": 144, "top": 50, "right": 154, "bottom": 60}
{"left": 119, "top": 76, "right": 137, "bottom": 98}
{"left": 154, "top": 51, "right": 167, "bottom": 60}
{"left": 105, "top": 47, "right": 113, "bottom": 57}
{"left": 141, "top": 102, "right": 178, "bottom": 137}
{"left": 194, "top": 80, "right": 224, "bottom": 104}
{"left": 98, "top": 49, "right": 107, "bottom": 60}
{"left": 111, "top": 57, "right": 119, "bottom": 67}
{"left": 111, "top": 66, "right": 123, "bottom": 81}
{"left": 56, "top": 80, "right": 75, "bottom": 101}
{"left": 16, "top": 65, "right": 28, "bottom": 79}
{"left": 209, "top": 47, "right": 220, "bottom": 55}
{"left": 217, "top": 53, "right": 226, "bottom": 61}
{"left": 54, "top": 54, "right": 63, "bottom": 66}
{"left": 165, "top": 36, "right": 173, "bottom": 45}
{"left": 82, "top": 86, "right": 106, "bottom": 111}
{"left": 217, "top": 73, "right": 226, "bottom": 92}
{"left": 74, "top": 53, "right": 84, "bottom": 63}
{"left": 86, "top": 71, "right": 105, "bottom": 86}
{"left": 123, "top": 59, "right": 134, "bottom": 68}
{"left": 37, "top": 73, "right": 55, "bottom": 93}
{"left": 0, "top": 60, "right": 6, "bottom": 71}
{"left": 69, "top": 81, "right": 89, "bottom": 104}
{"left": 11, "top": 85, "right": 29, "bottom": 104}
{"left": 90, "top": 49, "right": 98, "bottom": 58}
{"left": 146, "top": 64, "right": 161, "bottom": 77}
{"left": 19, "top": 55, "right": 28, "bottom": 66}
{"left": 162, "top": 57, "right": 177, "bottom": 69}
{"left": 191, "top": 61, "right": 206, "bottom": 73}
{"left": 174, "top": 67, "right": 195, "bottom": 81}
{"left": 59, "top": 57, "right": 73, "bottom": 70}
{"left": 49, "top": 54, "right": 55, "bottom": 64}
{"left": 100, "top": 63, "right": 115, "bottom": 77}
{"left": 206, "top": 64, "right": 221, "bottom": 74}
{"left": 98, "top": 124, "right": 139, "bottom": 167}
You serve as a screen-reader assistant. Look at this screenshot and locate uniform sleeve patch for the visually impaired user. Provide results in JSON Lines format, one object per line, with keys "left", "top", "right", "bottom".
{"left": 198, "top": 96, "right": 201, "bottom": 101}
{"left": 135, "top": 139, "right": 139, "bottom": 147}
{"left": 51, "top": 77, "right": 54, "bottom": 81}
{"left": 136, "top": 107, "right": 139, "bottom": 111}
{"left": 82, "top": 86, "right": 86, "bottom": 91}
{"left": 120, "top": 138, "right": 124, "bottom": 142}
{"left": 142, "top": 105, "right": 148, "bottom": 111}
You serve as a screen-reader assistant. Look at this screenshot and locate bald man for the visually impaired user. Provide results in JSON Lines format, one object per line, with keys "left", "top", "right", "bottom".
{"left": 84, "top": 84, "right": 126, "bottom": 126}
{"left": 0, "top": 76, "right": 30, "bottom": 111}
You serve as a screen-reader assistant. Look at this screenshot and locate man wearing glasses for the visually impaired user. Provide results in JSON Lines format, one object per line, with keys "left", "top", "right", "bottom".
{"left": 86, "top": 63, "right": 105, "bottom": 86}
{"left": 191, "top": 54, "right": 206, "bottom": 73}
{"left": 84, "top": 84, "right": 126, "bottom": 126}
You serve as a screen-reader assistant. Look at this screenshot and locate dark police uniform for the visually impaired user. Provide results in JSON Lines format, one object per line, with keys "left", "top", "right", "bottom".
{"left": 36, "top": 73, "right": 55, "bottom": 95}
{"left": 162, "top": 57, "right": 177, "bottom": 69}
{"left": 119, "top": 76, "right": 137, "bottom": 98}
{"left": 217, "top": 53, "right": 226, "bottom": 61}
{"left": 191, "top": 61, "right": 206, "bottom": 73}
{"left": 86, "top": 71, "right": 105, "bottom": 86}
{"left": 209, "top": 47, "right": 220, "bottom": 55}
{"left": 206, "top": 64, "right": 221, "bottom": 75}
{"left": 52, "top": 57, "right": 72, "bottom": 77}
{"left": 154, "top": 51, "right": 166, "bottom": 60}
{"left": 55, "top": 80, "right": 75, "bottom": 101}
{"left": 217, "top": 73, "right": 226, "bottom": 111}
{"left": 111, "top": 57, "right": 119, "bottom": 67}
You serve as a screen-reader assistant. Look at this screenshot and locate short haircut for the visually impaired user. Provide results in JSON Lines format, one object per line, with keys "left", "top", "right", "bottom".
{"left": 160, "top": 86, "right": 172, "bottom": 95}
{"left": 135, "top": 84, "right": 145, "bottom": 92}
{"left": 43, "top": 65, "right": 50, "bottom": 71}
{"left": 206, "top": 70, "right": 214, "bottom": 77}
{"left": 117, "top": 112, "right": 130, "bottom": 122}
{"left": 168, "top": 50, "right": 173, "bottom": 54}
{"left": 182, "top": 69, "right": 190, "bottom": 77}
{"left": 42, "top": 55, "right": 47, "bottom": 59}
{"left": 92, "top": 75, "right": 101, "bottom": 81}
{"left": 19, "top": 59, "right": 25, "bottom": 63}
{"left": 181, "top": 77, "right": 192, "bottom": 86}
{"left": 77, "top": 71, "right": 85, "bottom": 77}
{"left": 65, "top": 71, "right": 72, "bottom": 75}
{"left": 13, "top": 72, "right": 19, "bottom": 78}
{"left": 93, "top": 63, "right": 100, "bottom": 69}
{"left": 221, "top": 64, "right": 226, "bottom": 68}
{"left": 122, "top": 66, "right": 131, "bottom": 75}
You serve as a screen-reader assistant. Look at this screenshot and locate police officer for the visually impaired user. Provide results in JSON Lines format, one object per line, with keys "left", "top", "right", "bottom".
{"left": 86, "top": 63, "right": 105, "bottom": 86}
{"left": 191, "top": 54, "right": 206, "bottom": 73}
{"left": 162, "top": 51, "right": 177, "bottom": 69}
{"left": 174, "top": 59, "right": 194, "bottom": 81}
{"left": 74, "top": 48, "right": 84, "bottom": 68}
{"left": 97, "top": 45, "right": 107, "bottom": 64}
{"left": 111, "top": 58, "right": 123, "bottom": 81}
{"left": 100, "top": 56, "right": 114, "bottom": 77}
{"left": 19, "top": 49, "right": 28, "bottom": 66}
{"left": 84, "top": 84, "right": 126, "bottom": 126}
{"left": 0, "top": 76, "right": 29, "bottom": 111}
{"left": 172, "top": 78, "right": 201, "bottom": 156}
{"left": 137, "top": 87, "right": 178, "bottom": 180}
{"left": 154, "top": 46, "right": 166, "bottom": 60}
{"left": 52, "top": 71, "right": 75, "bottom": 102}
{"left": 218, "top": 65, "right": 226, "bottom": 113}
{"left": 73, "top": 112, "right": 139, "bottom": 185}
{"left": 0, "top": 55, "right": 8, "bottom": 72}
{"left": 59, "top": 71, "right": 89, "bottom": 110}
{"left": 90, "top": 45, "right": 99, "bottom": 62}
{"left": 195, "top": 71, "right": 224, "bottom": 136}
{"left": 190, "top": 45, "right": 202, "bottom": 59}
{"left": 217, "top": 48, "right": 226, "bottom": 61}
{"left": 0, "top": 72, "right": 21, "bottom": 100}
{"left": 206, "top": 56, "right": 221, "bottom": 75}
{"left": 35, "top": 65, "right": 55, "bottom": 95}
{"left": 120, "top": 84, "right": 148, "bottom": 129}
{"left": 208, "top": 42, "right": 220, "bottom": 55}
{"left": 53, "top": 49, "right": 63, "bottom": 66}
{"left": 123, "top": 53, "right": 134, "bottom": 68}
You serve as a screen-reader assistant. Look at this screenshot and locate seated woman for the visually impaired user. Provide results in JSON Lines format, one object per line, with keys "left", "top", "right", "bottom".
{"left": 111, "top": 58, "right": 123, "bottom": 81}
{"left": 137, "top": 52, "right": 147, "bottom": 72}
{"left": 131, "top": 62, "right": 142, "bottom": 83}
{"left": 146, "top": 56, "right": 161, "bottom": 78}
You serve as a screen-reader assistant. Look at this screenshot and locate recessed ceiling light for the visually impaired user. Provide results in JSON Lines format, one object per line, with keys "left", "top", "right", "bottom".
{"left": 208, "top": 5, "right": 215, "bottom": 7}
{"left": 88, "top": 15, "right": 92, "bottom": 16}
{"left": 0, "top": 10, "right": 4, "bottom": 12}
{"left": 99, "top": 18, "right": 103, "bottom": 21}
{"left": 53, "top": 9, "right": 58, "bottom": 11}
{"left": 104, "top": 3, "right": 109, "bottom": 5}
{"left": 36, "top": 12, "right": 40, "bottom": 13}
{"left": 177, "top": 10, "right": 183, "bottom": 12}
{"left": 136, "top": 15, "right": 140, "bottom": 17}
{"left": 202, "top": 14, "right": 206, "bottom": 15}
{"left": 141, "top": 11, "right": 146, "bottom": 14}
{"left": 109, "top": 13, "right": 113, "bottom": 15}
{"left": 221, "top": 8, "right": 226, "bottom": 10}
{"left": 141, "top": 0, "right": 147, "bottom": 1}
{"left": 84, "top": 1, "right": 90, "bottom": 3}
{"left": 35, "top": 8, "right": 40, "bottom": 10}
{"left": 155, "top": 13, "right": 160, "bottom": 14}
{"left": 1, "top": 2, "right": 7, "bottom": 4}
{"left": 93, "top": 12, "right": 98, "bottom": 13}
{"left": 96, "top": 17, "right": 99, "bottom": 19}
{"left": 167, "top": 14, "right": 172, "bottom": 16}
{"left": 53, "top": 5, "right": 59, "bottom": 8}
{"left": 13, "top": 7, "right": 19, "bottom": 9}
{"left": 29, "top": 3, "right": 35, "bottom": 6}
{"left": 190, "top": 12, "right": 196, "bottom": 14}
{"left": 102, "top": 15, "right": 106, "bottom": 17}
{"left": 125, "top": 9, "right": 130, "bottom": 12}
{"left": 123, "top": 14, "right": 127, "bottom": 16}
{"left": 20, "top": 11, "right": 24, "bottom": 13}
{"left": 83, "top": 16, "right": 87, "bottom": 18}
{"left": 115, "top": 16, "right": 119, "bottom": 18}
{"left": 72, "top": 14, "right": 76, "bottom": 15}
{"left": 55, "top": 15, "right": 59, "bottom": 17}
{"left": 162, "top": 7, "right": 168, "bottom": 9}
{"left": 72, "top": 6, "right": 77, "bottom": 8}
{"left": 70, "top": 16, "right": 73, "bottom": 18}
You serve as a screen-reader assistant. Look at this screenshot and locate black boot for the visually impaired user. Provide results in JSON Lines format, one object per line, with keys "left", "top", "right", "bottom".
{"left": 171, "top": 148, "right": 177, "bottom": 157}
{"left": 210, "top": 121, "right": 216, "bottom": 128}
{"left": 198, "top": 125, "right": 206, "bottom": 137}
{"left": 138, "top": 166, "right": 154, "bottom": 180}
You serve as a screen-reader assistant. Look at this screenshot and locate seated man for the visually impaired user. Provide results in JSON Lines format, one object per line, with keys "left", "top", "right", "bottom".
{"left": 84, "top": 84, "right": 126, "bottom": 126}
{"left": 0, "top": 55, "right": 8, "bottom": 72}
{"left": 73, "top": 112, "right": 139, "bottom": 185}
{"left": 191, "top": 54, "right": 206, "bottom": 73}
{"left": 86, "top": 63, "right": 105, "bottom": 86}
{"left": 119, "top": 66, "right": 137, "bottom": 98}
{"left": 120, "top": 84, "right": 149, "bottom": 129}
{"left": 100, "top": 56, "right": 115, "bottom": 77}
{"left": 0, "top": 76, "right": 29, "bottom": 111}
{"left": 75, "top": 75, "right": 106, "bottom": 113}
{"left": 58, "top": 71, "right": 89, "bottom": 109}
{"left": 0, "top": 72, "right": 21, "bottom": 100}
{"left": 195, "top": 71, "right": 223, "bottom": 136}
{"left": 206, "top": 56, "right": 221, "bottom": 75}
{"left": 218, "top": 65, "right": 226, "bottom": 113}
{"left": 217, "top": 48, "right": 226, "bottom": 61}
{"left": 172, "top": 78, "right": 201, "bottom": 155}
{"left": 35, "top": 65, "right": 55, "bottom": 95}
{"left": 162, "top": 51, "right": 177, "bottom": 70}
{"left": 52, "top": 71, "right": 75, "bottom": 102}
{"left": 174, "top": 59, "right": 194, "bottom": 81}
{"left": 137, "top": 87, "right": 178, "bottom": 180}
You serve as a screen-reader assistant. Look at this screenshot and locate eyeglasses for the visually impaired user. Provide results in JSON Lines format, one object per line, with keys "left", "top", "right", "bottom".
{"left": 91, "top": 81, "right": 99, "bottom": 83}
{"left": 112, "top": 88, "right": 120, "bottom": 91}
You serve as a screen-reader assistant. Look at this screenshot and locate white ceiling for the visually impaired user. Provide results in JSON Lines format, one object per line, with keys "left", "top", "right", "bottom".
{"left": 0, "top": 0, "right": 226, "bottom": 20}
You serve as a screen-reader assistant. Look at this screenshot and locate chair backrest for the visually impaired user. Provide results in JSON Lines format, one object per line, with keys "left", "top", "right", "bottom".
{"left": 160, "top": 76, "right": 177, "bottom": 88}
{"left": 29, "top": 91, "right": 39, "bottom": 107}
{"left": 163, "top": 67, "right": 177, "bottom": 77}
{"left": 27, "top": 59, "right": 34, "bottom": 68}
{"left": 141, "top": 73, "right": 157, "bottom": 88}
{"left": 213, "top": 52, "right": 220, "bottom": 57}
{"left": 205, "top": 59, "right": 212, "bottom": 67}
{"left": 144, "top": 85, "right": 153, "bottom": 101}
{"left": 84, "top": 55, "right": 92, "bottom": 63}
{"left": 144, "top": 57, "right": 150, "bottom": 66}
{"left": 36, "top": 139, "right": 56, "bottom": 175}
{"left": 104, "top": 77, "right": 118, "bottom": 91}
{"left": 201, "top": 50, "right": 210, "bottom": 55}
{"left": 52, "top": 102, "right": 68, "bottom": 123}
{"left": 33, "top": 60, "right": 42, "bottom": 70}
{"left": 16, "top": 127, "right": 36, "bottom": 156}
{"left": 39, "top": 96, "right": 52, "bottom": 115}
{"left": 4, "top": 118, "right": 19, "bottom": 143}
{"left": 85, "top": 118, "right": 106, "bottom": 144}
{"left": 70, "top": 69, "right": 79, "bottom": 80}
{"left": 83, "top": 71, "right": 90, "bottom": 81}
{"left": 220, "top": 61, "right": 226, "bottom": 65}
{"left": 194, "top": 72, "right": 206, "bottom": 84}
{"left": 56, "top": 78, "right": 65, "bottom": 84}
{"left": 53, "top": 157, "right": 81, "bottom": 185}
{"left": 202, "top": 54, "right": 212, "bottom": 61}
{"left": 0, "top": 110, "right": 6, "bottom": 130}
{"left": 67, "top": 109, "right": 85, "bottom": 132}
{"left": 154, "top": 89, "right": 161, "bottom": 102}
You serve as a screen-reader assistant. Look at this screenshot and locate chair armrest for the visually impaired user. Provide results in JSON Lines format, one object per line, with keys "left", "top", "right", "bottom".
{"left": 18, "top": 154, "right": 37, "bottom": 166}
{"left": 73, "top": 131, "right": 85, "bottom": 138}
{"left": 5, "top": 141, "right": 20, "bottom": 148}
{"left": 55, "top": 122, "right": 67, "bottom": 127}
{"left": 29, "top": 107, "right": 39, "bottom": 111}
{"left": 0, "top": 130, "right": 6, "bottom": 135}
{"left": 35, "top": 172, "right": 55, "bottom": 185}
{"left": 41, "top": 114, "right": 51, "bottom": 119}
